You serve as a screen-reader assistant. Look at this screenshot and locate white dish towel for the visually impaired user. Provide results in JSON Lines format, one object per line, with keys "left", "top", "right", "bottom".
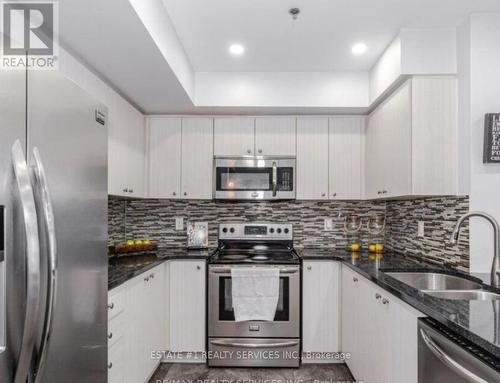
{"left": 231, "top": 267, "right": 280, "bottom": 322}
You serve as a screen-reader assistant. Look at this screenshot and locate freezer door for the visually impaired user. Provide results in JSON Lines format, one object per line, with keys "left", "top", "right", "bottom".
{"left": 0, "top": 67, "right": 31, "bottom": 383}
{"left": 27, "top": 69, "right": 108, "bottom": 383}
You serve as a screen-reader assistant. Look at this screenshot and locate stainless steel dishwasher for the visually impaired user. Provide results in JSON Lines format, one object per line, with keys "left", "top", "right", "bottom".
{"left": 418, "top": 319, "right": 500, "bottom": 382}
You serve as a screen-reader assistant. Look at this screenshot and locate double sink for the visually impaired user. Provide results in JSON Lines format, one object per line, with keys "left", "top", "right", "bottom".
{"left": 384, "top": 272, "right": 500, "bottom": 301}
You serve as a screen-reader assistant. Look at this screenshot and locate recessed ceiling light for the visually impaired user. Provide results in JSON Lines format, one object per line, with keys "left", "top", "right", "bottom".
{"left": 351, "top": 42, "right": 368, "bottom": 56}
{"left": 229, "top": 43, "right": 245, "bottom": 56}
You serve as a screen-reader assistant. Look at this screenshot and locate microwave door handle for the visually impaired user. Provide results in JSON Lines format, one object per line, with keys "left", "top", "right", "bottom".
{"left": 30, "top": 147, "right": 58, "bottom": 383}
{"left": 11, "top": 140, "right": 42, "bottom": 383}
{"left": 419, "top": 329, "right": 488, "bottom": 383}
{"left": 272, "top": 161, "right": 277, "bottom": 197}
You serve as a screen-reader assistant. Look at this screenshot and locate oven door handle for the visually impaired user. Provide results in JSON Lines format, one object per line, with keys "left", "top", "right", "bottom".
{"left": 210, "top": 340, "right": 299, "bottom": 349}
{"left": 272, "top": 161, "right": 278, "bottom": 197}
{"left": 419, "top": 329, "right": 488, "bottom": 383}
{"left": 209, "top": 268, "right": 299, "bottom": 275}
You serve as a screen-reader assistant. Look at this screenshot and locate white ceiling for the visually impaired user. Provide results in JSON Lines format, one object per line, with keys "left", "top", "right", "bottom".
{"left": 163, "top": 0, "right": 500, "bottom": 72}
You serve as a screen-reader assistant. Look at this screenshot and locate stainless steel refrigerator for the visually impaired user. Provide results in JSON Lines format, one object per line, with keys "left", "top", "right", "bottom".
{"left": 0, "top": 65, "right": 108, "bottom": 382}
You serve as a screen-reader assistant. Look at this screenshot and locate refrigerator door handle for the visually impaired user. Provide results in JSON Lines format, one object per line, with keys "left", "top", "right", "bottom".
{"left": 11, "top": 140, "right": 41, "bottom": 383}
{"left": 30, "top": 147, "right": 58, "bottom": 383}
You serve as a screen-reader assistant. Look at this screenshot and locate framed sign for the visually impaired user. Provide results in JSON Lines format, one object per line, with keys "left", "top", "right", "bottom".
{"left": 484, "top": 113, "right": 500, "bottom": 163}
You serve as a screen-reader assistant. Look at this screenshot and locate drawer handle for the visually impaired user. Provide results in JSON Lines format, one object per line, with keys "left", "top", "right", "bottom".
{"left": 108, "top": 332, "right": 113, "bottom": 339}
{"left": 382, "top": 298, "right": 389, "bottom": 305}
{"left": 306, "top": 266, "right": 312, "bottom": 271}
{"left": 196, "top": 265, "right": 201, "bottom": 270}
{"left": 108, "top": 303, "right": 114, "bottom": 310}
{"left": 108, "top": 362, "right": 113, "bottom": 370}
{"left": 144, "top": 277, "right": 150, "bottom": 282}
{"left": 353, "top": 277, "right": 358, "bottom": 282}
{"left": 375, "top": 293, "right": 382, "bottom": 300}
{"left": 149, "top": 273, "right": 155, "bottom": 279}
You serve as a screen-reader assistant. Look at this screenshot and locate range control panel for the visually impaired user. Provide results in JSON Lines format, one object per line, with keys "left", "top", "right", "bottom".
{"left": 219, "top": 222, "right": 293, "bottom": 241}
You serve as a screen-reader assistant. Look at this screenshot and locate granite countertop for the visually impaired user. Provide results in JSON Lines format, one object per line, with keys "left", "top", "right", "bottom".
{"left": 300, "top": 248, "right": 500, "bottom": 366}
{"left": 108, "top": 247, "right": 211, "bottom": 290}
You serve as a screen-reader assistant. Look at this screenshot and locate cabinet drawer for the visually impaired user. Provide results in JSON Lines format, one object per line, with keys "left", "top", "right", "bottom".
{"left": 108, "top": 311, "right": 126, "bottom": 348}
{"left": 108, "top": 339, "right": 126, "bottom": 383}
{"left": 108, "top": 289, "right": 126, "bottom": 320}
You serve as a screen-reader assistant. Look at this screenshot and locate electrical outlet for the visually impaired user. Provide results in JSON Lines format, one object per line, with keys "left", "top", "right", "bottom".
{"left": 175, "top": 217, "right": 184, "bottom": 231}
{"left": 418, "top": 221, "right": 425, "bottom": 237}
{"left": 324, "top": 218, "right": 333, "bottom": 231}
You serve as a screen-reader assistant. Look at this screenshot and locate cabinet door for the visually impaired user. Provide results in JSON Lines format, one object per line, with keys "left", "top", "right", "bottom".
{"left": 296, "top": 117, "right": 329, "bottom": 200}
{"left": 168, "top": 261, "right": 206, "bottom": 352}
{"left": 147, "top": 117, "right": 181, "bottom": 199}
{"left": 214, "top": 117, "right": 255, "bottom": 156}
{"left": 303, "top": 261, "right": 340, "bottom": 353}
{"left": 124, "top": 110, "right": 146, "bottom": 198}
{"left": 329, "top": 117, "right": 364, "bottom": 200}
{"left": 107, "top": 105, "right": 128, "bottom": 196}
{"left": 341, "top": 267, "right": 359, "bottom": 373}
{"left": 383, "top": 81, "right": 412, "bottom": 198}
{"left": 366, "top": 104, "right": 385, "bottom": 199}
{"left": 181, "top": 118, "right": 214, "bottom": 199}
{"left": 255, "top": 117, "right": 296, "bottom": 156}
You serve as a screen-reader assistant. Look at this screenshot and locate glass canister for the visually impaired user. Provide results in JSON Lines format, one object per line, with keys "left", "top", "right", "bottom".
{"left": 344, "top": 214, "right": 362, "bottom": 252}
{"left": 367, "top": 214, "right": 386, "bottom": 253}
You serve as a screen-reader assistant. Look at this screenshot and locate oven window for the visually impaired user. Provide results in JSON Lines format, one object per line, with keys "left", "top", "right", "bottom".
{"left": 219, "top": 276, "right": 289, "bottom": 321}
{"left": 216, "top": 167, "right": 272, "bottom": 191}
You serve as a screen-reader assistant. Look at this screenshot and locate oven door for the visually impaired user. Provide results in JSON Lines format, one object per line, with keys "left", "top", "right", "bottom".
{"left": 214, "top": 157, "right": 295, "bottom": 200}
{"left": 208, "top": 265, "right": 300, "bottom": 338}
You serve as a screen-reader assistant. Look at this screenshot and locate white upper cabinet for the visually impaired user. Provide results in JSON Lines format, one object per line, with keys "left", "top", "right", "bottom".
{"left": 366, "top": 78, "right": 458, "bottom": 199}
{"left": 147, "top": 117, "right": 181, "bottom": 199}
{"left": 214, "top": 117, "right": 255, "bottom": 156}
{"left": 296, "top": 117, "right": 329, "bottom": 200}
{"left": 181, "top": 118, "right": 214, "bottom": 199}
{"left": 108, "top": 104, "right": 146, "bottom": 198}
{"left": 329, "top": 116, "right": 364, "bottom": 200}
{"left": 255, "top": 117, "right": 296, "bottom": 156}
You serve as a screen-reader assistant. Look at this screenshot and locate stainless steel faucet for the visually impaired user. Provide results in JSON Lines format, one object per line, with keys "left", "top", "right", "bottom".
{"left": 450, "top": 211, "right": 500, "bottom": 287}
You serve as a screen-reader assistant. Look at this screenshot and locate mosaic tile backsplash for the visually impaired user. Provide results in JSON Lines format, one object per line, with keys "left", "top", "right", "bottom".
{"left": 109, "top": 196, "right": 470, "bottom": 269}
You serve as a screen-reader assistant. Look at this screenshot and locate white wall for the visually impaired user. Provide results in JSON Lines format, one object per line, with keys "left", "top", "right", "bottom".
{"left": 195, "top": 71, "right": 369, "bottom": 108}
{"left": 369, "top": 37, "right": 402, "bottom": 103}
{"left": 458, "top": 14, "right": 500, "bottom": 274}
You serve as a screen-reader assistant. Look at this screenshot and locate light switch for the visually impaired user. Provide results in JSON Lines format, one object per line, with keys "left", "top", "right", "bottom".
{"left": 418, "top": 221, "right": 425, "bottom": 237}
{"left": 324, "top": 218, "right": 333, "bottom": 231}
{"left": 175, "top": 217, "right": 184, "bottom": 231}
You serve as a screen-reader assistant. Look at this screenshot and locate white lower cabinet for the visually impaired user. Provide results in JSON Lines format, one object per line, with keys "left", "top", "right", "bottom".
{"left": 302, "top": 261, "right": 340, "bottom": 357}
{"left": 167, "top": 260, "right": 206, "bottom": 353}
{"left": 341, "top": 266, "right": 424, "bottom": 383}
{"left": 108, "top": 264, "right": 166, "bottom": 383}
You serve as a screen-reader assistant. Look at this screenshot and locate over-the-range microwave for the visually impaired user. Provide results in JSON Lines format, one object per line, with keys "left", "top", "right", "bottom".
{"left": 213, "top": 157, "right": 296, "bottom": 200}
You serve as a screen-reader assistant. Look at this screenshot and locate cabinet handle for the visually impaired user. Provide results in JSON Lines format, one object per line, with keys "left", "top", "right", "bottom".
{"left": 122, "top": 188, "right": 128, "bottom": 193}
{"left": 332, "top": 193, "right": 337, "bottom": 197}
{"left": 382, "top": 298, "right": 389, "bottom": 305}
{"left": 196, "top": 265, "right": 201, "bottom": 270}
{"left": 377, "top": 191, "right": 382, "bottom": 195}
{"left": 144, "top": 277, "right": 150, "bottom": 282}
{"left": 382, "top": 190, "right": 387, "bottom": 194}
{"left": 184, "top": 192, "right": 187, "bottom": 196}
{"left": 172, "top": 192, "right": 176, "bottom": 196}
{"left": 321, "top": 193, "right": 326, "bottom": 197}
{"left": 352, "top": 277, "right": 358, "bottom": 283}
{"left": 129, "top": 189, "right": 134, "bottom": 193}
{"left": 108, "top": 332, "right": 113, "bottom": 339}
{"left": 149, "top": 273, "right": 154, "bottom": 279}
{"left": 246, "top": 149, "right": 252, "bottom": 154}
{"left": 107, "top": 303, "right": 114, "bottom": 310}
{"left": 306, "top": 266, "right": 312, "bottom": 270}
{"left": 258, "top": 149, "right": 263, "bottom": 154}
{"left": 375, "top": 293, "right": 382, "bottom": 300}
{"left": 108, "top": 363, "right": 113, "bottom": 370}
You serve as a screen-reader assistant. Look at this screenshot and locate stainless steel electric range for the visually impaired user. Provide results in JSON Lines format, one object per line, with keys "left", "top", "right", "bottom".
{"left": 207, "top": 222, "right": 301, "bottom": 368}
